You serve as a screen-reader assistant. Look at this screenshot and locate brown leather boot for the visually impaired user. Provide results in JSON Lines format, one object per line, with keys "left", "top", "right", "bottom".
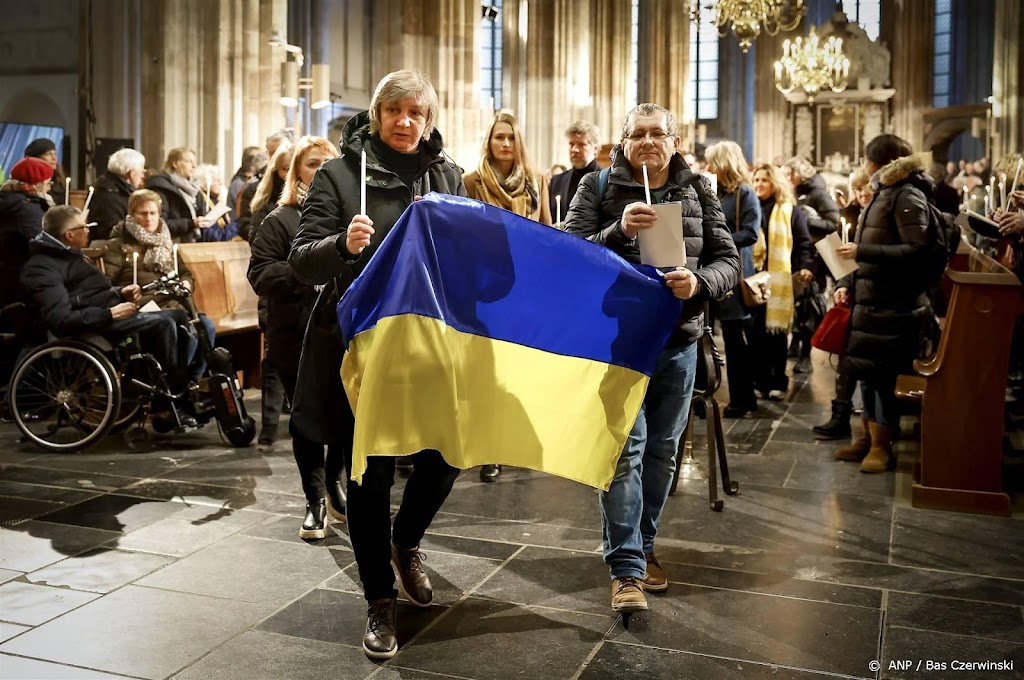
{"left": 391, "top": 544, "right": 432, "bottom": 607}
{"left": 835, "top": 416, "right": 872, "bottom": 461}
{"left": 861, "top": 421, "right": 896, "bottom": 473}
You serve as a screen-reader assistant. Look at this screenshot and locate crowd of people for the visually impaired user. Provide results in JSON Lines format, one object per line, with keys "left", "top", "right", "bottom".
{"left": 3, "top": 66, "right": 1024, "bottom": 662}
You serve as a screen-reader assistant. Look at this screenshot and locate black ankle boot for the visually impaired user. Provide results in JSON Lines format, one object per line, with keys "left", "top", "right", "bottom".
{"left": 299, "top": 499, "right": 327, "bottom": 540}
{"left": 479, "top": 464, "right": 501, "bottom": 482}
{"left": 813, "top": 400, "right": 853, "bottom": 439}
{"left": 326, "top": 481, "right": 346, "bottom": 521}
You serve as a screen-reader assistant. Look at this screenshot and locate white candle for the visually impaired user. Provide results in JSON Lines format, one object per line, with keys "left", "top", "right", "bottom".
{"left": 1011, "top": 158, "right": 1023, "bottom": 196}
{"left": 984, "top": 195, "right": 990, "bottom": 215}
{"left": 172, "top": 244, "right": 179, "bottom": 276}
{"left": 641, "top": 162, "right": 652, "bottom": 205}
{"left": 83, "top": 186, "right": 95, "bottom": 211}
{"left": 132, "top": 251, "right": 138, "bottom": 286}
{"left": 1000, "top": 182, "right": 1006, "bottom": 211}
{"left": 64, "top": 177, "right": 70, "bottom": 205}
{"left": 360, "top": 148, "right": 367, "bottom": 216}
{"left": 555, "top": 194, "right": 561, "bottom": 226}
{"left": 841, "top": 217, "right": 850, "bottom": 245}
{"left": 962, "top": 185, "right": 969, "bottom": 209}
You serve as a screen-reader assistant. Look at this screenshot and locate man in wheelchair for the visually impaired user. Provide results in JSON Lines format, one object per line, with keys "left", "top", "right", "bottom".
{"left": 20, "top": 206, "right": 194, "bottom": 419}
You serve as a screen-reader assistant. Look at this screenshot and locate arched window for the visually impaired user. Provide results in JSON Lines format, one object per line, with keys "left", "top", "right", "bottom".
{"left": 479, "top": 1, "right": 503, "bottom": 110}
{"left": 686, "top": 4, "right": 718, "bottom": 122}
{"left": 932, "top": 0, "right": 953, "bottom": 108}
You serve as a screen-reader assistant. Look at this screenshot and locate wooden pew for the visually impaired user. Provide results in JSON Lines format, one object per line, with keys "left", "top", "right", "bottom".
{"left": 178, "top": 241, "right": 262, "bottom": 387}
{"left": 895, "top": 245, "right": 1022, "bottom": 516}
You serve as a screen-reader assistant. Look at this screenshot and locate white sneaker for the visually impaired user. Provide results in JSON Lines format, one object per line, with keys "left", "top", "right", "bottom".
{"left": 768, "top": 389, "right": 786, "bottom": 400}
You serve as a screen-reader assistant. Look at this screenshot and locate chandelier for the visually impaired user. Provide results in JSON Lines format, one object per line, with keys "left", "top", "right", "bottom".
{"left": 690, "top": 0, "right": 805, "bottom": 53}
{"left": 773, "top": 27, "right": 850, "bottom": 101}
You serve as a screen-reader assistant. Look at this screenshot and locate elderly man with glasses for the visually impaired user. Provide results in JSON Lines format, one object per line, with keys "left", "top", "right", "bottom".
{"left": 20, "top": 205, "right": 191, "bottom": 403}
{"left": 564, "top": 103, "right": 739, "bottom": 615}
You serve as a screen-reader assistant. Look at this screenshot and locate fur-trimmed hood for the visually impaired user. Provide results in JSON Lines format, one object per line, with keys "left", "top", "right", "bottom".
{"left": 874, "top": 151, "right": 933, "bottom": 189}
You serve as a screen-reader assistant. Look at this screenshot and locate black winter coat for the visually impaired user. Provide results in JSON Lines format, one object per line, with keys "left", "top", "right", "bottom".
{"left": 563, "top": 147, "right": 739, "bottom": 347}
{"left": 795, "top": 173, "right": 840, "bottom": 240}
{"left": 548, "top": 159, "right": 600, "bottom": 222}
{"left": 287, "top": 112, "right": 467, "bottom": 444}
{"left": 89, "top": 172, "right": 133, "bottom": 241}
{"left": 145, "top": 173, "right": 203, "bottom": 243}
{"left": 247, "top": 204, "right": 315, "bottom": 381}
{"left": 839, "top": 153, "right": 933, "bottom": 380}
{"left": 20, "top": 234, "right": 124, "bottom": 336}
{"left": 0, "top": 189, "right": 48, "bottom": 307}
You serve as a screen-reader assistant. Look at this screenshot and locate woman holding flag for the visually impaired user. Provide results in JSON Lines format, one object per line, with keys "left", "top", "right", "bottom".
{"left": 288, "top": 70, "right": 467, "bottom": 661}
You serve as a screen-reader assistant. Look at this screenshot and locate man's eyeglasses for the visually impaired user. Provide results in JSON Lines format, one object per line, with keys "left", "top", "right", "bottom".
{"left": 625, "top": 129, "right": 671, "bottom": 142}
{"left": 66, "top": 222, "right": 96, "bottom": 233}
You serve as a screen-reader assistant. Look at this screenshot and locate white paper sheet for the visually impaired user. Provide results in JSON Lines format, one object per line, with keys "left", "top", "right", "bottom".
{"left": 638, "top": 202, "right": 687, "bottom": 268}
{"left": 814, "top": 232, "right": 858, "bottom": 280}
{"left": 138, "top": 300, "right": 163, "bottom": 313}
{"left": 199, "top": 203, "right": 232, "bottom": 227}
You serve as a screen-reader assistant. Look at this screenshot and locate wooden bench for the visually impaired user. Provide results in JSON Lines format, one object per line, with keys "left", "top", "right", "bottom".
{"left": 895, "top": 245, "right": 1022, "bottom": 516}
{"left": 178, "top": 241, "right": 262, "bottom": 387}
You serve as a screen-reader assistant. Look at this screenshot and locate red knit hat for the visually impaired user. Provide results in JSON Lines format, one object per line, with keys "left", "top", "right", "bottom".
{"left": 10, "top": 157, "right": 54, "bottom": 186}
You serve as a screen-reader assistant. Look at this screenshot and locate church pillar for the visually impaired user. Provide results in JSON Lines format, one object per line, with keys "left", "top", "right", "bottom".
{"left": 881, "top": 0, "right": 933, "bottom": 152}
{"left": 638, "top": 0, "right": 690, "bottom": 140}
{"left": 992, "top": 0, "right": 1024, "bottom": 162}
{"left": 751, "top": 31, "right": 790, "bottom": 163}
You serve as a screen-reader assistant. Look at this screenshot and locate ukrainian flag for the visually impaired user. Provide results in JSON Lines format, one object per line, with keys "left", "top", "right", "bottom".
{"left": 338, "top": 194, "right": 682, "bottom": 490}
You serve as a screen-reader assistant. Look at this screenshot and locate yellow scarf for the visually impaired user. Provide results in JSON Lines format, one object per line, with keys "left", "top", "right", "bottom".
{"left": 752, "top": 201, "right": 794, "bottom": 334}
{"left": 476, "top": 159, "right": 534, "bottom": 217}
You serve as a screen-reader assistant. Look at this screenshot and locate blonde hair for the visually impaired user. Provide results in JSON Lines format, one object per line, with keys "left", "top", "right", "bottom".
{"left": 849, "top": 168, "right": 871, "bottom": 191}
{"left": 752, "top": 163, "right": 795, "bottom": 204}
{"left": 279, "top": 136, "right": 339, "bottom": 207}
{"left": 250, "top": 142, "right": 293, "bottom": 214}
{"left": 705, "top": 140, "right": 750, "bottom": 194}
{"left": 368, "top": 70, "right": 440, "bottom": 139}
{"left": 163, "top": 147, "right": 196, "bottom": 175}
{"left": 128, "top": 189, "right": 162, "bottom": 215}
{"left": 483, "top": 112, "right": 537, "bottom": 178}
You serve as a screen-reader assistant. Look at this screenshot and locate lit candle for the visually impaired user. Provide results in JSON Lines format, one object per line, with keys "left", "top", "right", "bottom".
{"left": 641, "top": 162, "right": 652, "bottom": 205}
{"left": 172, "top": 244, "right": 179, "bottom": 276}
{"left": 984, "top": 195, "right": 990, "bottom": 215}
{"left": 64, "top": 177, "right": 70, "bottom": 205}
{"left": 783, "top": 39, "right": 790, "bottom": 57}
{"left": 962, "top": 185, "right": 969, "bottom": 209}
{"left": 1000, "top": 182, "right": 1007, "bottom": 211}
{"left": 83, "top": 185, "right": 95, "bottom": 212}
{"left": 775, "top": 61, "right": 783, "bottom": 81}
{"left": 555, "top": 194, "right": 561, "bottom": 226}
{"left": 132, "top": 251, "right": 139, "bottom": 287}
{"left": 360, "top": 148, "right": 367, "bottom": 216}
{"left": 841, "top": 218, "right": 850, "bottom": 245}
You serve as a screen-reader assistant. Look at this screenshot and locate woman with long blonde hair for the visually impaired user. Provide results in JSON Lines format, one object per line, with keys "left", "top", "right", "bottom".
{"left": 749, "top": 163, "right": 814, "bottom": 400}
{"left": 705, "top": 140, "right": 762, "bottom": 417}
{"left": 247, "top": 135, "right": 344, "bottom": 539}
{"left": 249, "top": 141, "right": 294, "bottom": 240}
{"left": 464, "top": 112, "right": 552, "bottom": 227}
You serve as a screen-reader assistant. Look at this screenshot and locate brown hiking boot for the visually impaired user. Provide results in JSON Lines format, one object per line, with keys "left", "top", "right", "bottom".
{"left": 861, "top": 421, "right": 896, "bottom": 473}
{"left": 611, "top": 577, "right": 648, "bottom": 613}
{"left": 362, "top": 597, "right": 398, "bottom": 660}
{"left": 640, "top": 553, "right": 668, "bottom": 592}
{"left": 836, "top": 416, "right": 872, "bottom": 461}
{"left": 391, "top": 544, "right": 432, "bottom": 607}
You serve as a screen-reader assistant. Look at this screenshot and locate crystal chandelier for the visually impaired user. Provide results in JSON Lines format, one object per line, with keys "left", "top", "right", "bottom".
{"left": 773, "top": 27, "right": 850, "bottom": 101}
{"left": 690, "top": 0, "right": 805, "bottom": 53}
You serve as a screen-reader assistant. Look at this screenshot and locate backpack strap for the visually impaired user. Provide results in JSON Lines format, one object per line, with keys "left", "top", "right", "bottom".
{"left": 596, "top": 167, "right": 610, "bottom": 202}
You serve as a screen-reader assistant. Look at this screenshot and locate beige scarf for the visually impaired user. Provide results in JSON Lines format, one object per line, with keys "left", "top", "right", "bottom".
{"left": 752, "top": 201, "right": 795, "bottom": 334}
{"left": 123, "top": 215, "right": 175, "bottom": 274}
{"left": 476, "top": 159, "right": 537, "bottom": 217}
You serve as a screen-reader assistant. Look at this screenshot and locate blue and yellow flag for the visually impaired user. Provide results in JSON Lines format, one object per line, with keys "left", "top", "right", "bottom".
{"left": 337, "top": 194, "right": 682, "bottom": 490}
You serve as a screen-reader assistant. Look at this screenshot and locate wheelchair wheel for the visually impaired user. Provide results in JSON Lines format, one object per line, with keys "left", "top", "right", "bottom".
{"left": 10, "top": 340, "right": 121, "bottom": 452}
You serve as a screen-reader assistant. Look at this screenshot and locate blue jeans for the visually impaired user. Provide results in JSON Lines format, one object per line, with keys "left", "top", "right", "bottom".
{"left": 600, "top": 342, "right": 697, "bottom": 580}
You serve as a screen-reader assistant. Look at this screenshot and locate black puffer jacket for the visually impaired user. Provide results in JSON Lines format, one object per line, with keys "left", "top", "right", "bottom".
{"left": 20, "top": 233, "right": 123, "bottom": 336}
{"left": 795, "top": 173, "right": 840, "bottom": 240}
{"left": 89, "top": 171, "right": 134, "bottom": 241}
{"left": 287, "top": 112, "right": 467, "bottom": 444}
{"left": 563, "top": 147, "right": 739, "bottom": 347}
{"left": 145, "top": 173, "right": 203, "bottom": 243}
{"left": 839, "top": 152, "right": 933, "bottom": 379}
{"left": 247, "top": 204, "right": 314, "bottom": 380}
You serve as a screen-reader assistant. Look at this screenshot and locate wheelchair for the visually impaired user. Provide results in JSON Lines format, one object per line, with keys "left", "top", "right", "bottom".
{"left": 4, "top": 274, "right": 256, "bottom": 452}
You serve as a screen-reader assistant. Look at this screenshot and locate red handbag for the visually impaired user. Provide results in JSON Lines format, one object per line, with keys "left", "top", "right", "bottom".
{"left": 811, "top": 302, "right": 851, "bottom": 355}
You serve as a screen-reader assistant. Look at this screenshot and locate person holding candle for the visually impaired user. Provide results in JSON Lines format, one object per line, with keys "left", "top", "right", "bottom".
{"left": 548, "top": 121, "right": 602, "bottom": 226}
{"left": 102, "top": 190, "right": 215, "bottom": 384}
{"left": 463, "top": 111, "right": 551, "bottom": 482}
{"left": 89, "top": 148, "right": 147, "bottom": 241}
{"left": 288, "top": 70, "right": 467, "bottom": 660}
{"left": 704, "top": 140, "right": 763, "bottom": 418}
{"left": 564, "top": 102, "right": 739, "bottom": 614}
{"left": 833, "top": 135, "right": 934, "bottom": 473}
{"left": 247, "top": 135, "right": 347, "bottom": 540}
{"left": 145, "top": 147, "right": 207, "bottom": 243}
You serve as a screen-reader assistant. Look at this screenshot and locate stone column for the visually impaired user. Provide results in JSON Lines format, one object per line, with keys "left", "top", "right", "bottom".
{"left": 638, "top": 0, "right": 690, "bottom": 132}
{"left": 881, "top": 0, "right": 934, "bottom": 151}
{"left": 992, "top": 0, "right": 1024, "bottom": 161}
{"left": 751, "top": 31, "right": 791, "bottom": 163}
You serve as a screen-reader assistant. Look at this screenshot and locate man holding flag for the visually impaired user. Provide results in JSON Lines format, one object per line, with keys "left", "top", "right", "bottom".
{"left": 565, "top": 103, "right": 739, "bottom": 614}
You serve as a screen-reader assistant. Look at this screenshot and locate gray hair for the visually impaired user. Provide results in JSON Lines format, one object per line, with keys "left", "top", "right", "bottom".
{"left": 265, "top": 129, "right": 293, "bottom": 145}
{"left": 43, "top": 205, "right": 81, "bottom": 238}
{"left": 783, "top": 156, "right": 817, "bottom": 182}
{"left": 107, "top": 148, "right": 146, "bottom": 177}
{"left": 565, "top": 121, "right": 600, "bottom": 147}
{"left": 369, "top": 70, "right": 440, "bottom": 139}
{"left": 621, "top": 103, "right": 678, "bottom": 141}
